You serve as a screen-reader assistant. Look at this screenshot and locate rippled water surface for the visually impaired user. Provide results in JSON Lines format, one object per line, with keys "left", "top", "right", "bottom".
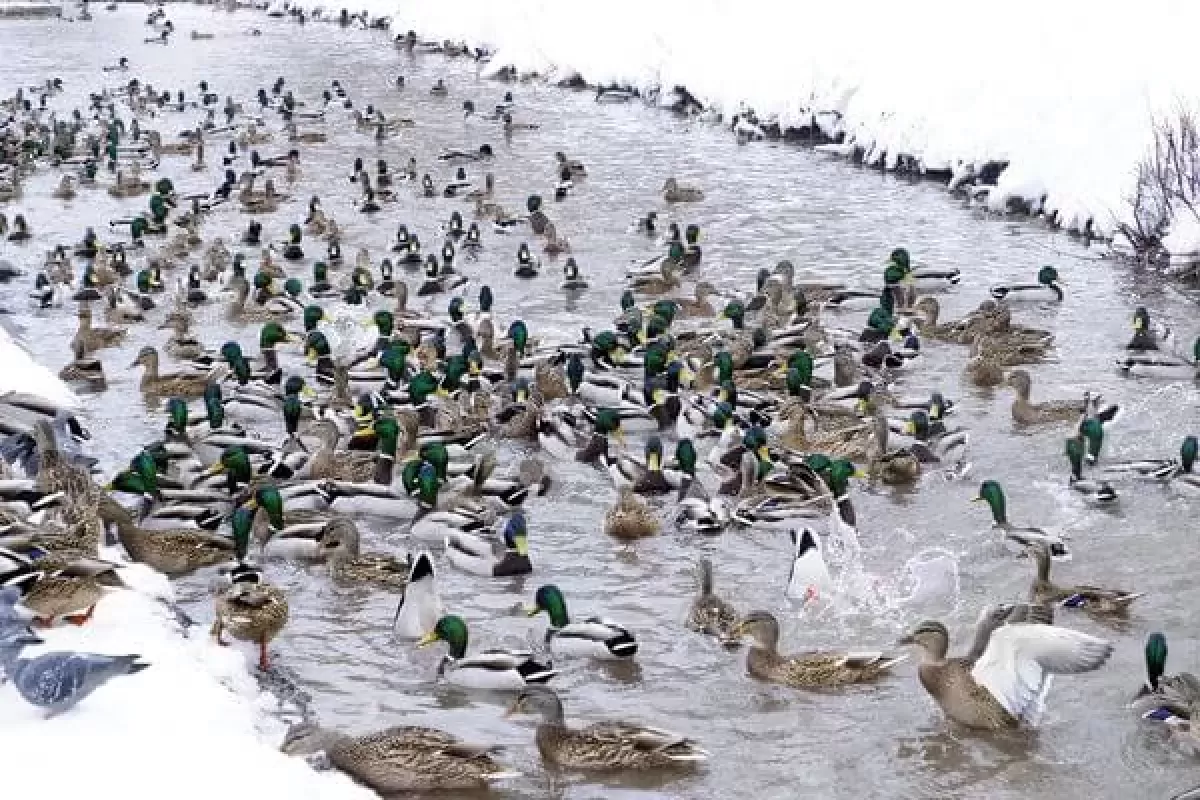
{"left": 2, "top": 7, "right": 1200, "bottom": 798}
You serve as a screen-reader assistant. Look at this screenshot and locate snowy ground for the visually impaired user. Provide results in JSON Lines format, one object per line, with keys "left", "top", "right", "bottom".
{"left": 0, "top": 334, "right": 370, "bottom": 800}
{"left": 0, "top": 563, "right": 373, "bottom": 800}
{"left": 329, "top": 0, "right": 1200, "bottom": 251}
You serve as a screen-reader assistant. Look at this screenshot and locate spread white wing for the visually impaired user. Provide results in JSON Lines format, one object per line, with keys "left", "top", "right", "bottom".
{"left": 971, "top": 624, "right": 1113, "bottom": 724}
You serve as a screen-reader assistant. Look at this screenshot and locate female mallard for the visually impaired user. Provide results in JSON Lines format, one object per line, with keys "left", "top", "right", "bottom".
{"left": 212, "top": 561, "right": 288, "bottom": 670}
{"left": 865, "top": 407, "right": 920, "bottom": 485}
{"left": 130, "top": 346, "right": 212, "bottom": 397}
{"left": 1024, "top": 542, "right": 1141, "bottom": 616}
{"left": 1064, "top": 436, "right": 1117, "bottom": 504}
{"left": 507, "top": 687, "right": 706, "bottom": 770}
{"left": 990, "top": 266, "right": 1065, "bottom": 303}
{"left": 393, "top": 551, "right": 442, "bottom": 640}
{"left": 445, "top": 512, "right": 532, "bottom": 577}
{"left": 898, "top": 614, "right": 1112, "bottom": 729}
{"left": 281, "top": 722, "right": 516, "bottom": 792}
{"left": 100, "top": 499, "right": 236, "bottom": 576}
{"left": 733, "top": 610, "right": 903, "bottom": 688}
{"left": 58, "top": 339, "right": 107, "bottom": 391}
{"left": 525, "top": 584, "right": 637, "bottom": 660}
{"left": 319, "top": 517, "right": 409, "bottom": 590}
{"left": 972, "top": 480, "right": 1069, "bottom": 558}
{"left": 662, "top": 177, "right": 704, "bottom": 203}
{"left": 1006, "top": 369, "right": 1081, "bottom": 425}
{"left": 70, "top": 302, "right": 125, "bottom": 355}
{"left": 303, "top": 418, "right": 389, "bottom": 482}
{"left": 3, "top": 552, "right": 118, "bottom": 626}
{"left": 603, "top": 487, "right": 660, "bottom": 540}
{"left": 226, "top": 280, "right": 292, "bottom": 324}
{"left": 686, "top": 558, "right": 740, "bottom": 641}
{"left": 1117, "top": 335, "right": 1199, "bottom": 380}
{"left": 963, "top": 336, "right": 1006, "bottom": 387}
{"left": 417, "top": 614, "right": 557, "bottom": 690}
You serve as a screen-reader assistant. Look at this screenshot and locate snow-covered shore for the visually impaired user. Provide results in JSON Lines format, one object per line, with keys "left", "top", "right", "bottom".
{"left": 0, "top": 332, "right": 368, "bottom": 800}
{"left": 328, "top": 0, "right": 1199, "bottom": 252}
{"left": 0, "top": 561, "right": 373, "bottom": 800}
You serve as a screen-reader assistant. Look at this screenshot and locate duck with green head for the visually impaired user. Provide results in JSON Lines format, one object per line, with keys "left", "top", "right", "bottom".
{"left": 446, "top": 511, "right": 532, "bottom": 577}
{"left": 416, "top": 614, "right": 557, "bottom": 690}
{"left": 526, "top": 584, "right": 637, "bottom": 660}
{"left": 990, "top": 265, "right": 1064, "bottom": 303}
{"left": 973, "top": 480, "right": 1069, "bottom": 558}
{"left": 1117, "top": 334, "right": 1200, "bottom": 380}
{"left": 1131, "top": 632, "right": 1199, "bottom": 724}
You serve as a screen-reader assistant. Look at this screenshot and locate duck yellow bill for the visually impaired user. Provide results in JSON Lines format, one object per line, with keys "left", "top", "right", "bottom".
{"left": 903, "top": 421, "right": 916, "bottom": 435}
{"left": 757, "top": 445, "right": 771, "bottom": 462}
{"left": 852, "top": 468, "right": 867, "bottom": 479}
{"left": 970, "top": 495, "right": 984, "bottom": 503}
{"left": 203, "top": 462, "right": 226, "bottom": 476}
{"left": 647, "top": 453, "right": 661, "bottom": 472}
{"left": 514, "top": 534, "right": 529, "bottom": 557}
{"left": 415, "top": 631, "right": 440, "bottom": 648}
{"left": 523, "top": 605, "right": 541, "bottom": 617}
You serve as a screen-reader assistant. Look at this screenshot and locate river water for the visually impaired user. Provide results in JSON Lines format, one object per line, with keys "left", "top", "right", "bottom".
{"left": 1, "top": 6, "right": 1198, "bottom": 799}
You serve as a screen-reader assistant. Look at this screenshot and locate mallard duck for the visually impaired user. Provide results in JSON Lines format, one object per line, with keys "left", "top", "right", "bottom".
{"left": 973, "top": 480, "right": 1069, "bottom": 558}
{"left": 603, "top": 487, "right": 659, "bottom": 540}
{"left": 212, "top": 561, "right": 288, "bottom": 670}
{"left": 303, "top": 418, "right": 383, "bottom": 481}
{"left": 1116, "top": 335, "right": 1199, "bottom": 380}
{"left": 281, "top": 722, "right": 516, "bottom": 792}
{"left": 100, "top": 498, "right": 235, "bottom": 576}
{"left": 1064, "top": 436, "right": 1117, "bottom": 504}
{"left": 990, "top": 266, "right": 1065, "bottom": 303}
{"left": 1006, "top": 370, "right": 1081, "bottom": 425}
{"left": 58, "top": 340, "right": 107, "bottom": 391}
{"left": 130, "top": 346, "right": 212, "bottom": 397}
{"left": 662, "top": 177, "right": 704, "bottom": 203}
{"left": 319, "top": 517, "right": 409, "bottom": 590}
{"left": 686, "top": 558, "right": 740, "bottom": 641}
{"left": 555, "top": 151, "right": 587, "bottom": 178}
{"left": 963, "top": 337, "right": 1006, "bottom": 387}
{"left": 1103, "top": 435, "right": 1198, "bottom": 484}
{"left": 417, "top": 614, "right": 557, "bottom": 690}
{"left": 2, "top": 550, "right": 120, "bottom": 626}
{"left": 1131, "top": 632, "right": 1200, "bottom": 724}
{"left": 1024, "top": 542, "right": 1141, "bottom": 616}
{"left": 865, "top": 408, "right": 920, "bottom": 485}
{"left": 1126, "top": 306, "right": 1174, "bottom": 352}
{"left": 784, "top": 527, "right": 832, "bottom": 605}
{"left": 507, "top": 687, "right": 706, "bottom": 769}
{"left": 445, "top": 512, "right": 531, "bottom": 576}
{"left": 525, "top": 584, "right": 637, "bottom": 660}
{"left": 733, "top": 610, "right": 903, "bottom": 688}
{"left": 897, "top": 613, "right": 1112, "bottom": 729}
{"left": 71, "top": 304, "right": 126, "bottom": 355}
{"left": 392, "top": 551, "right": 442, "bottom": 640}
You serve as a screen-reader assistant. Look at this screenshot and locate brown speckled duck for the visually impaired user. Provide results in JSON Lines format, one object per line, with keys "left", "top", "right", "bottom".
{"left": 734, "top": 610, "right": 903, "bottom": 688}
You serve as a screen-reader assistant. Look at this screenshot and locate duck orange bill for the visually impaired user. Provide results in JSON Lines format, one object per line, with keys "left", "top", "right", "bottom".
{"left": 415, "top": 631, "right": 440, "bottom": 647}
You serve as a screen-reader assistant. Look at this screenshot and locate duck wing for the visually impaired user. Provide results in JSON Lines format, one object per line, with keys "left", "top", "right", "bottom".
{"left": 971, "top": 623, "right": 1112, "bottom": 724}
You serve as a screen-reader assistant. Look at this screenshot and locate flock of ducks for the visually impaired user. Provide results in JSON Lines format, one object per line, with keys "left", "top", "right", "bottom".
{"left": 0, "top": 5, "right": 1199, "bottom": 795}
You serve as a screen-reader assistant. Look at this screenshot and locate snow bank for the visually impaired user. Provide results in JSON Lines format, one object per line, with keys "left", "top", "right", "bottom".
{"left": 0, "top": 321, "right": 80, "bottom": 410}
{"left": 0, "top": 556, "right": 372, "bottom": 800}
{"left": 334, "top": 0, "right": 1200, "bottom": 244}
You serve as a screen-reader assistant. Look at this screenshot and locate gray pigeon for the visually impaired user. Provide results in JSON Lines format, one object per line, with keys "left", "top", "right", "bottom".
{"left": 2, "top": 632, "right": 149, "bottom": 715}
